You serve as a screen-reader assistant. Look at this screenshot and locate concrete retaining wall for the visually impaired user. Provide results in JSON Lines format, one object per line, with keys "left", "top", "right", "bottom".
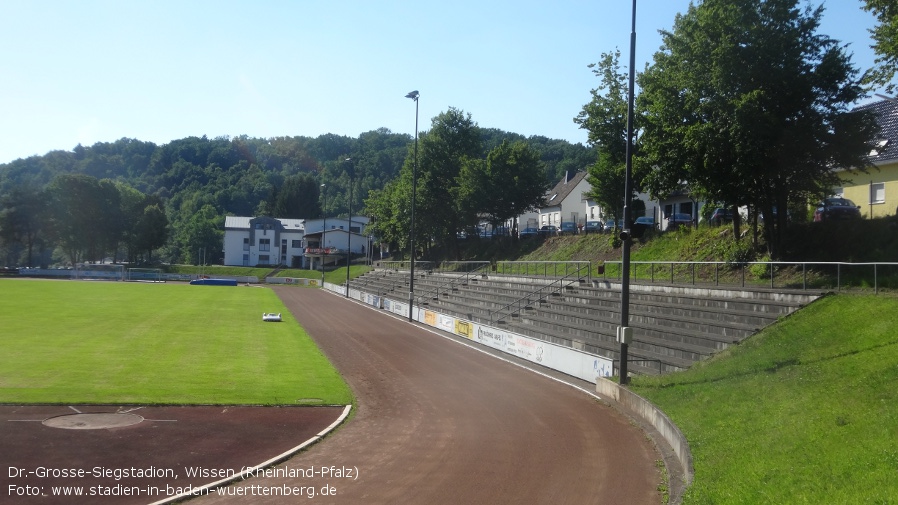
{"left": 595, "top": 377, "right": 693, "bottom": 490}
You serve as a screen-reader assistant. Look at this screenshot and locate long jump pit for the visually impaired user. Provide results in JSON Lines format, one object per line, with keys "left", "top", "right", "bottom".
{"left": 0, "top": 404, "right": 350, "bottom": 504}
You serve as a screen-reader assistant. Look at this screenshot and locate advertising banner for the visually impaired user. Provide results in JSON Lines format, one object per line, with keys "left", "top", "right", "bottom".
{"left": 348, "top": 287, "right": 612, "bottom": 383}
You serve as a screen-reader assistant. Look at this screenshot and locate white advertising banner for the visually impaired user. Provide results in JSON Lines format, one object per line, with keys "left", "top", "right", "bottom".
{"left": 417, "top": 306, "right": 613, "bottom": 383}
{"left": 332, "top": 285, "right": 613, "bottom": 383}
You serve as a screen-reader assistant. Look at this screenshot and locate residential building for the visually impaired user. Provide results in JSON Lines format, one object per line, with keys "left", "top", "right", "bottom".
{"left": 539, "top": 171, "right": 590, "bottom": 229}
{"left": 832, "top": 99, "right": 898, "bottom": 218}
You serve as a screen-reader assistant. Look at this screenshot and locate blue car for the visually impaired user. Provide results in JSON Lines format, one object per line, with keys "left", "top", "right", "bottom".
{"left": 584, "top": 220, "right": 603, "bottom": 233}
{"left": 519, "top": 227, "right": 538, "bottom": 238}
{"left": 560, "top": 222, "right": 578, "bottom": 235}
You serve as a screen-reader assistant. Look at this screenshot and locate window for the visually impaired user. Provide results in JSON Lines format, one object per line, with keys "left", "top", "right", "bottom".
{"left": 291, "top": 239, "right": 302, "bottom": 248}
{"left": 243, "top": 238, "right": 249, "bottom": 251}
{"left": 871, "top": 183, "right": 885, "bottom": 204}
{"left": 259, "top": 238, "right": 270, "bottom": 251}
{"left": 259, "top": 255, "right": 270, "bottom": 264}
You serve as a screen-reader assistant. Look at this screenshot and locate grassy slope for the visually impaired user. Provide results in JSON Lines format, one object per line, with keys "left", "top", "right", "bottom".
{"left": 631, "top": 294, "right": 898, "bottom": 504}
{"left": 0, "top": 280, "right": 352, "bottom": 405}
{"left": 475, "top": 230, "right": 898, "bottom": 503}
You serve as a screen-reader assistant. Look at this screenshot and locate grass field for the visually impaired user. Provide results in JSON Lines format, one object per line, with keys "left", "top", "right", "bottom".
{"left": 631, "top": 294, "right": 898, "bottom": 504}
{"left": 0, "top": 279, "right": 352, "bottom": 405}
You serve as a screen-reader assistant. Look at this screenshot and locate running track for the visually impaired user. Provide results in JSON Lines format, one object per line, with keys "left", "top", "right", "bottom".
{"left": 192, "top": 286, "right": 662, "bottom": 504}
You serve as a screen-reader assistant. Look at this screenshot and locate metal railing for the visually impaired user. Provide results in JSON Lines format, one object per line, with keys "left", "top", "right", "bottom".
{"left": 601, "top": 261, "right": 898, "bottom": 294}
{"left": 413, "top": 261, "right": 491, "bottom": 305}
{"left": 494, "top": 260, "right": 592, "bottom": 283}
{"left": 375, "top": 260, "right": 897, "bottom": 294}
{"left": 487, "top": 262, "right": 592, "bottom": 324}
{"left": 378, "top": 260, "right": 434, "bottom": 273}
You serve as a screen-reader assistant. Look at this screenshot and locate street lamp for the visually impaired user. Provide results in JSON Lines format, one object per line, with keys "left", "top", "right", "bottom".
{"left": 618, "top": 0, "right": 637, "bottom": 385}
{"left": 405, "top": 90, "right": 419, "bottom": 322}
{"left": 320, "top": 183, "right": 327, "bottom": 284}
{"left": 344, "top": 158, "right": 353, "bottom": 297}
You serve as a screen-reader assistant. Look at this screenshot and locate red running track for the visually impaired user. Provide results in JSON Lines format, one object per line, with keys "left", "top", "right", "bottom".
{"left": 190, "top": 286, "right": 661, "bottom": 504}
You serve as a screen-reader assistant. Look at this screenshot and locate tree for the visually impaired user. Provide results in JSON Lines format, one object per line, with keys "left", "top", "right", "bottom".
{"left": 173, "top": 204, "right": 223, "bottom": 265}
{"left": 0, "top": 185, "right": 47, "bottom": 267}
{"left": 416, "top": 108, "right": 483, "bottom": 254}
{"left": 575, "top": 50, "right": 635, "bottom": 222}
{"left": 863, "top": 0, "right": 898, "bottom": 94}
{"left": 636, "top": 0, "right": 878, "bottom": 255}
{"left": 45, "top": 174, "right": 123, "bottom": 265}
{"left": 271, "top": 173, "right": 321, "bottom": 219}
{"left": 133, "top": 204, "right": 169, "bottom": 262}
{"left": 456, "top": 140, "right": 548, "bottom": 234}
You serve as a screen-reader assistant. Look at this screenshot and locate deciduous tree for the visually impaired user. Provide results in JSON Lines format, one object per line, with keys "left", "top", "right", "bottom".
{"left": 636, "top": 0, "right": 877, "bottom": 255}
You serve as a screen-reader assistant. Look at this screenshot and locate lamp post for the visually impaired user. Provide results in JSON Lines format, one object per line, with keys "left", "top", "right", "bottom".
{"left": 618, "top": 0, "right": 637, "bottom": 385}
{"left": 405, "top": 90, "right": 419, "bottom": 322}
{"left": 320, "top": 183, "right": 327, "bottom": 284}
{"left": 345, "top": 158, "right": 353, "bottom": 297}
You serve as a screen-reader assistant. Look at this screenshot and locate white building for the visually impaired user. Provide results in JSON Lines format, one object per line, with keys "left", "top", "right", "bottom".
{"left": 509, "top": 170, "right": 661, "bottom": 233}
{"left": 223, "top": 216, "right": 306, "bottom": 267}
{"left": 223, "top": 215, "right": 371, "bottom": 269}
{"left": 303, "top": 216, "right": 371, "bottom": 271}
{"left": 538, "top": 171, "right": 591, "bottom": 228}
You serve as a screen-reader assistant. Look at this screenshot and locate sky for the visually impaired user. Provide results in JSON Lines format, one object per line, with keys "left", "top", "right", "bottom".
{"left": 0, "top": 0, "right": 884, "bottom": 165}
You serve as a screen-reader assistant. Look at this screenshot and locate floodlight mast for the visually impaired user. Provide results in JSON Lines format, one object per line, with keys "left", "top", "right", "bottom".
{"left": 345, "top": 158, "right": 353, "bottom": 297}
{"left": 619, "top": 0, "right": 637, "bottom": 385}
{"left": 320, "top": 183, "right": 327, "bottom": 283}
{"left": 405, "top": 90, "right": 419, "bottom": 322}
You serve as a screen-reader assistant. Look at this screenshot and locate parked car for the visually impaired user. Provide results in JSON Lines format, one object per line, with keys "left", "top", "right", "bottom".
{"left": 538, "top": 225, "right": 559, "bottom": 236}
{"left": 603, "top": 219, "right": 623, "bottom": 233}
{"left": 519, "top": 227, "right": 538, "bottom": 238}
{"left": 559, "top": 222, "right": 578, "bottom": 235}
{"left": 814, "top": 197, "right": 861, "bottom": 222}
{"left": 584, "top": 220, "right": 603, "bottom": 233}
{"left": 666, "top": 213, "right": 693, "bottom": 229}
{"left": 634, "top": 216, "right": 655, "bottom": 227}
{"left": 708, "top": 208, "right": 733, "bottom": 226}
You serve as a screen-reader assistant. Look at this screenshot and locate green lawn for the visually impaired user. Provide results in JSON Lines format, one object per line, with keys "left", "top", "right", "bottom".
{"left": 631, "top": 294, "right": 898, "bottom": 504}
{"left": 0, "top": 279, "right": 352, "bottom": 405}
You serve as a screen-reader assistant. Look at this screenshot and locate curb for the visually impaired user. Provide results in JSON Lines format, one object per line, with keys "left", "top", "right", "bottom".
{"left": 595, "top": 378, "right": 693, "bottom": 503}
{"left": 147, "top": 404, "right": 352, "bottom": 504}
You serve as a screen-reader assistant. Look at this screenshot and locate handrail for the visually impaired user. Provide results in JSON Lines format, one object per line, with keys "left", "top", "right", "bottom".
{"left": 488, "top": 262, "right": 591, "bottom": 324}
{"left": 413, "top": 262, "right": 491, "bottom": 305}
{"left": 495, "top": 260, "right": 592, "bottom": 283}
{"left": 601, "top": 260, "right": 898, "bottom": 294}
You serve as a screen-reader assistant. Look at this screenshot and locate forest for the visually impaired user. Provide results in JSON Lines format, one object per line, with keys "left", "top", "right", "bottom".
{"left": 0, "top": 124, "right": 592, "bottom": 267}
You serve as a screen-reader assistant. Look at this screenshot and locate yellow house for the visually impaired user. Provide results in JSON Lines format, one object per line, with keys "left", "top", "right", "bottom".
{"left": 835, "top": 99, "right": 898, "bottom": 218}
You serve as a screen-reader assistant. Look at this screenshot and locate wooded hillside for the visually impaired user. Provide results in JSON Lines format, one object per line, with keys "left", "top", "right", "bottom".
{"left": 0, "top": 127, "right": 592, "bottom": 266}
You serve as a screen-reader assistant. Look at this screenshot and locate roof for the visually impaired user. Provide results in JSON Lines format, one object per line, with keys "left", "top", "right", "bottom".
{"left": 854, "top": 99, "right": 898, "bottom": 163}
{"left": 224, "top": 216, "right": 252, "bottom": 229}
{"left": 542, "top": 171, "right": 588, "bottom": 208}
{"left": 224, "top": 216, "right": 305, "bottom": 231}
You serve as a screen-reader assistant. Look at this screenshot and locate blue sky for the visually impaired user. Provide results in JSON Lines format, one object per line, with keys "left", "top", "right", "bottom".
{"left": 0, "top": 0, "right": 883, "bottom": 165}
